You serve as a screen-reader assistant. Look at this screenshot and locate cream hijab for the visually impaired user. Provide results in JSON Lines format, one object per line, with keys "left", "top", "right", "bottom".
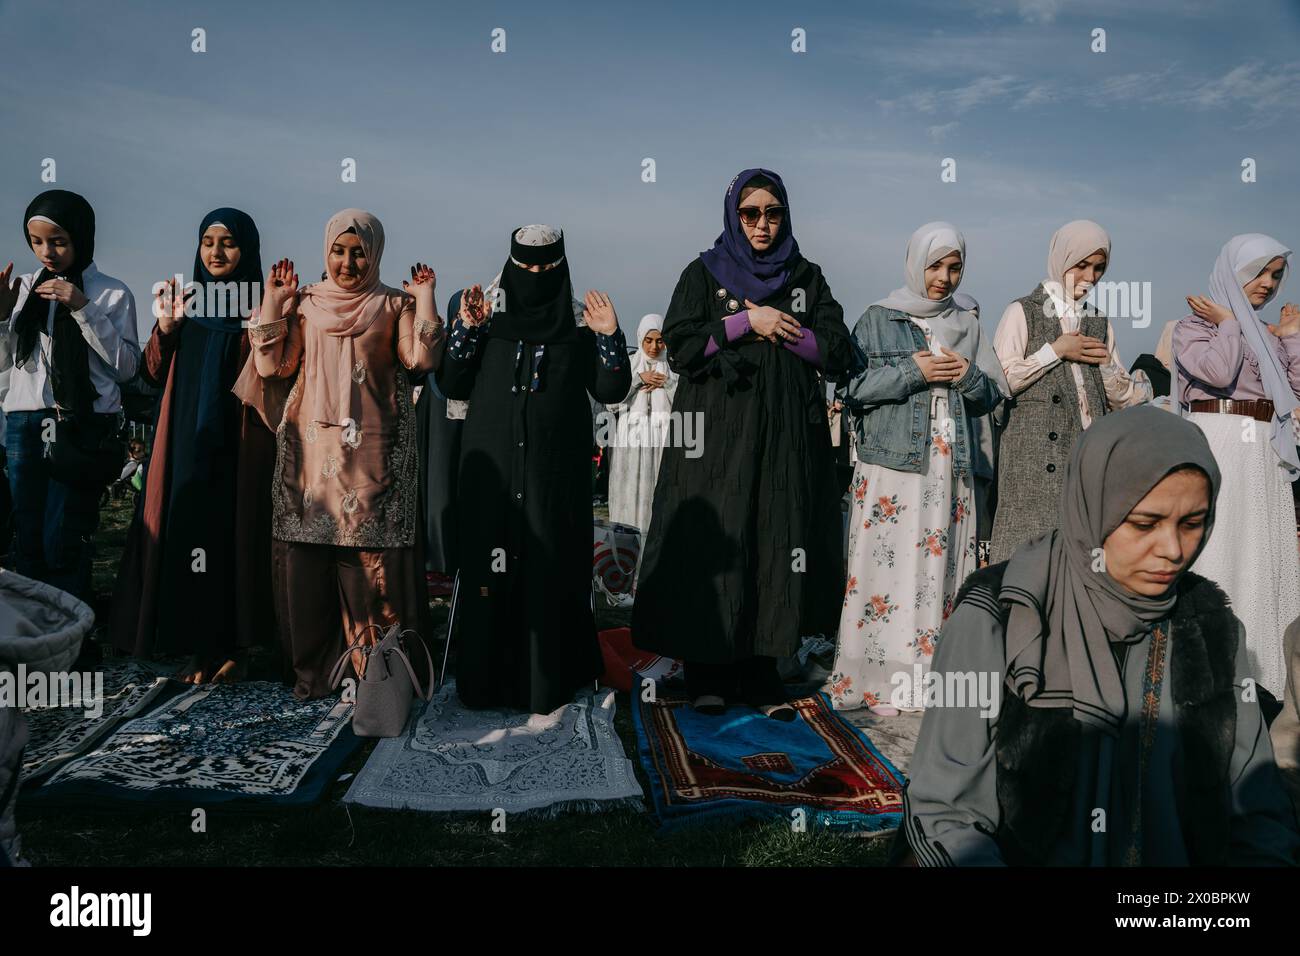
{"left": 1042, "top": 219, "right": 1111, "bottom": 328}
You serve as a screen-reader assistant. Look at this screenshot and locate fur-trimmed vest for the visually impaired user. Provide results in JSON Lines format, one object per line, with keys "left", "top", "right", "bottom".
{"left": 955, "top": 562, "right": 1240, "bottom": 866}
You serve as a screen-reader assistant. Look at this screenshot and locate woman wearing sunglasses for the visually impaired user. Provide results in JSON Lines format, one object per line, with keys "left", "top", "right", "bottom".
{"left": 632, "top": 168, "right": 856, "bottom": 718}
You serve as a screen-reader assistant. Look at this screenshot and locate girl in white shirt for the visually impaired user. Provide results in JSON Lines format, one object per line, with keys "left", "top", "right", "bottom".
{"left": 0, "top": 190, "right": 139, "bottom": 602}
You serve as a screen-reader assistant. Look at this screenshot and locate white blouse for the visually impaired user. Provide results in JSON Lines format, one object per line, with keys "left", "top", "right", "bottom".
{"left": 992, "top": 285, "right": 1150, "bottom": 428}
{"left": 0, "top": 262, "right": 140, "bottom": 415}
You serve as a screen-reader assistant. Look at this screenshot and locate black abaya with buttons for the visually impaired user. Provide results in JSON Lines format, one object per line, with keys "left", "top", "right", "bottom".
{"left": 632, "top": 256, "right": 854, "bottom": 663}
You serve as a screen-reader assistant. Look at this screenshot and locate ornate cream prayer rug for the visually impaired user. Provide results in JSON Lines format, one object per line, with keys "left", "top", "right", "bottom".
{"left": 20, "top": 659, "right": 182, "bottom": 784}
{"left": 23, "top": 681, "right": 357, "bottom": 807}
{"left": 343, "top": 679, "right": 644, "bottom": 815}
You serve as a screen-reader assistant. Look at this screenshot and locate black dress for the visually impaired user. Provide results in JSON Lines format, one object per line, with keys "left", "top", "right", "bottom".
{"left": 415, "top": 290, "right": 466, "bottom": 575}
{"left": 155, "top": 318, "right": 241, "bottom": 659}
{"left": 632, "top": 256, "right": 854, "bottom": 664}
{"left": 437, "top": 313, "right": 631, "bottom": 714}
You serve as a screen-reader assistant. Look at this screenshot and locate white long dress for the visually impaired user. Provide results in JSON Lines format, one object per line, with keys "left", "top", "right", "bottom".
{"left": 607, "top": 357, "right": 677, "bottom": 537}
{"left": 1187, "top": 411, "right": 1300, "bottom": 698}
{"left": 826, "top": 318, "right": 977, "bottom": 711}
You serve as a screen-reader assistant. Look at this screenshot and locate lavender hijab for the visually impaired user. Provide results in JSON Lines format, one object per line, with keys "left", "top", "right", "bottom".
{"left": 698, "top": 168, "right": 800, "bottom": 305}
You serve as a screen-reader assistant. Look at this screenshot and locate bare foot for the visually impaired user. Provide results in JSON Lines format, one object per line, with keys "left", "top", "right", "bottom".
{"left": 207, "top": 658, "right": 245, "bottom": 684}
{"left": 868, "top": 703, "right": 901, "bottom": 717}
{"left": 175, "top": 656, "right": 206, "bottom": 684}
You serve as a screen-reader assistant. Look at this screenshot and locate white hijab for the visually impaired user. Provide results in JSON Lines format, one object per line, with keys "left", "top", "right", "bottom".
{"left": 873, "top": 221, "right": 1008, "bottom": 394}
{"left": 1204, "top": 233, "right": 1296, "bottom": 475}
{"left": 631, "top": 313, "right": 670, "bottom": 374}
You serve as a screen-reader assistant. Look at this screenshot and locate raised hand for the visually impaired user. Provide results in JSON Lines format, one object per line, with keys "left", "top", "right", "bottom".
{"left": 155, "top": 277, "right": 193, "bottom": 334}
{"left": 1276, "top": 302, "right": 1300, "bottom": 337}
{"left": 459, "top": 283, "right": 489, "bottom": 327}
{"left": 744, "top": 299, "right": 803, "bottom": 343}
{"left": 402, "top": 262, "right": 437, "bottom": 305}
{"left": 583, "top": 290, "right": 618, "bottom": 335}
{"left": 914, "top": 350, "right": 963, "bottom": 383}
{"left": 1186, "top": 295, "right": 1233, "bottom": 327}
{"left": 262, "top": 258, "right": 299, "bottom": 318}
{"left": 0, "top": 263, "right": 20, "bottom": 319}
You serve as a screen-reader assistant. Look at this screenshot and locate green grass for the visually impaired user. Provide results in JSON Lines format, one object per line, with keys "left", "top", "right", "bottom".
{"left": 17, "top": 497, "right": 892, "bottom": 867}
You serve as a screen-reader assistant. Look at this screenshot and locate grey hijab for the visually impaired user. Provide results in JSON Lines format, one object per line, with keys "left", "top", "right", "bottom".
{"left": 999, "top": 405, "right": 1221, "bottom": 735}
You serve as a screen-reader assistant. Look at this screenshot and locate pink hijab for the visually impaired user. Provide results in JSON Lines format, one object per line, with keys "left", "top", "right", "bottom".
{"left": 232, "top": 208, "right": 411, "bottom": 430}
{"left": 300, "top": 209, "right": 410, "bottom": 426}
{"left": 300, "top": 208, "right": 394, "bottom": 337}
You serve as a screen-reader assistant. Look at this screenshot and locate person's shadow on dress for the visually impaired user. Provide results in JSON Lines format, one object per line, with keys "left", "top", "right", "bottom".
{"left": 632, "top": 495, "right": 741, "bottom": 691}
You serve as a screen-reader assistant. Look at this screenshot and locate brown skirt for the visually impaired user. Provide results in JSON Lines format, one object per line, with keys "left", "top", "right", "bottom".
{"left": 272, "top": 540, "right": 433, "bottom": 699}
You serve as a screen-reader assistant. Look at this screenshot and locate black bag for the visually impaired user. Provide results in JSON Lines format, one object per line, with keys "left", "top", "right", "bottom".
{"left": 45, "top": 414, "right": 125, "bottom": 489}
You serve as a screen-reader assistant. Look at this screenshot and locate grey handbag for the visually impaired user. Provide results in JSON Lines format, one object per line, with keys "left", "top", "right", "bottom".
{"left": 329, "top": 624, "right": 435, "bottom": 738}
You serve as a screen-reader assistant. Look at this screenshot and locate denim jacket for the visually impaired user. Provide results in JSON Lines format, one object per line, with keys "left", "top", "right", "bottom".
{"left": 842, "top": 305, "right": 1003, "bottom": 478}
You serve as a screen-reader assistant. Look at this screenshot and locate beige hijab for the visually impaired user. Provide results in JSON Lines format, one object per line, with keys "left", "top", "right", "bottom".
{"left": 1044, "top": 219, "right": 1111, "bottom": 329}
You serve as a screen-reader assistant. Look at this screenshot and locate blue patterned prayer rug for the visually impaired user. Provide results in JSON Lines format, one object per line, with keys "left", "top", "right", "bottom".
{"left": 23, "top": 681, "right": 358, "bottom": 808}
{"left": 633, "top": 684, "right": 904, "bottom": 832}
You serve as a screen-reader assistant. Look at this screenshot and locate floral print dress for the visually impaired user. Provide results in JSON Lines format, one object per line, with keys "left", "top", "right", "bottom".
{"left": 824, "top": 318, "right": 977, "bottom": 711}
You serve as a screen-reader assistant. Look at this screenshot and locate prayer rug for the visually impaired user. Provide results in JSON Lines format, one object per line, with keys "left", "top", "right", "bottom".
{"left": 21, "top": 659, "right": 184, "bottom": 784}
{"left": 343, "top": 679, "right": 643, "bottom": 816}
{"left": 24, "top": 681, "right": 357, "bottom": 808}
{"left": 633, "top": 685, "right": 904, "bottom": 832}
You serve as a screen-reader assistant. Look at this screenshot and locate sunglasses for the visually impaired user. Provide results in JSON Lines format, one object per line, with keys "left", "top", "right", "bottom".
{"left": 737, "top": 205, "right": 787, "bottom": 227}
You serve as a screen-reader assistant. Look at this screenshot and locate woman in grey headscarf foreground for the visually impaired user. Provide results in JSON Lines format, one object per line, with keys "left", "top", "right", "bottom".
{"left": 904, "top": 404, "right": 1300, "bottom": 865}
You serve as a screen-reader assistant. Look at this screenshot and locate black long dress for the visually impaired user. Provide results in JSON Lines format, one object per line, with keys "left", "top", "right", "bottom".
{"left": 155, "top": 318, "right": 241, "bottom": 658}
{"left": 632, "top": 256, "right": 854, "bottom": 663}
{"left": 415, "top": 290, "right": 466, "bottom": 575}
{"left": 438, "top": 310, "right": 631, "bottom": 714}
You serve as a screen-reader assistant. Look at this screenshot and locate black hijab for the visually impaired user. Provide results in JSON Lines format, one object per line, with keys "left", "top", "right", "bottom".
{"left": 188, "top": 208, "right": 263, "bottom": 453}
{"left": 14, "top": 190, "right": 97, "bottom": 418}
{"left": 489, "top": 226, "right": 581, "bottom": 345}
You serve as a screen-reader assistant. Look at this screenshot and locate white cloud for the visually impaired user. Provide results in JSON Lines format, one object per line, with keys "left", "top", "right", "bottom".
{"left": 1017, "top": 0, "right": 1063, "bottom": 23}
{"left": 928, "top": 122, "right": 960, "bottom": 142}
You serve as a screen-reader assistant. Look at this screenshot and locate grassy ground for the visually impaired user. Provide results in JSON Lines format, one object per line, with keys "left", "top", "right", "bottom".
{"left": 16, "top": 497, "right": 892, "bottom": 867}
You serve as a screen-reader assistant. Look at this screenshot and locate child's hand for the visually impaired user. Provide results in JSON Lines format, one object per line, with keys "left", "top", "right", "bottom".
{"left": 35, "top": 276, "right": 88, "bottom": 311}
{"left": 0, "top": 263, "right": 20, "bottom": 319}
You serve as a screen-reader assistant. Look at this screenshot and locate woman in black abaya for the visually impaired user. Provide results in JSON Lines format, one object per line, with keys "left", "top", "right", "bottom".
{"left": 633, "top": 168, "right": 855, "bottom": 717}
{"left": 438, "top": 225, "right": 631, "bottom": 714}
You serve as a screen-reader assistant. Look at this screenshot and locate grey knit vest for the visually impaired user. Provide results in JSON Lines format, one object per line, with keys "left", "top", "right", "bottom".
{"left": 989, "top": 285, "right": 1108, "bottom": 563}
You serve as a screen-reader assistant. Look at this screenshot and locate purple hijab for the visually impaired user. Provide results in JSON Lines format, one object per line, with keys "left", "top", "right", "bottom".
{"left": 698, "top": 167, "right": 800, "bottom": 305}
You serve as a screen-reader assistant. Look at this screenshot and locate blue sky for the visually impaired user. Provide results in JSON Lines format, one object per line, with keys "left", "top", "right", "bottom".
{"left": 2, "top": 0, "right": 1298, "bottom": 357}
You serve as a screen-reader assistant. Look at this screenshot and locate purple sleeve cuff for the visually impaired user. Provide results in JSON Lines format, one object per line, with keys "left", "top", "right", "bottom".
{"left": 703, "top": 311, "right": 752, "bottom": 358}
{"left": 782, "top": 329, "right": 821, "bottom": 368}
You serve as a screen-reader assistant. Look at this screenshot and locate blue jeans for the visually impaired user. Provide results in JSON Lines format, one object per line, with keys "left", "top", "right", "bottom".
{"left": 4, "top": 410, "right": 104, "bottom": 602}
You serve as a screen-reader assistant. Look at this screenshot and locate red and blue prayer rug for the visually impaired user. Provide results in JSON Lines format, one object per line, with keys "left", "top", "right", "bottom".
{"left": 633, "top": 685, "right": 904, "bottom": 832}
